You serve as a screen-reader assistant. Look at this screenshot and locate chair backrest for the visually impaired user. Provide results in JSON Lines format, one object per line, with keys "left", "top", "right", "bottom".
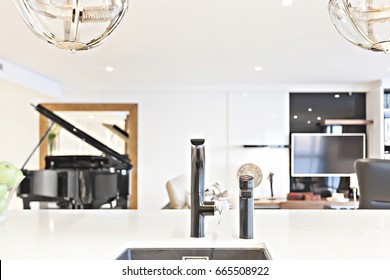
{"left": 166, "top": 175, "right": 189, "bottom": 209}
{"left": 354, "top": 158, "right": 390, "bottom": 209}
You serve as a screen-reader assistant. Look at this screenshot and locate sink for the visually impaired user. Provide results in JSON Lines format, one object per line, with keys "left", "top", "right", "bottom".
{"left": 116, "top": 247, "right": 271, "bottom": 260}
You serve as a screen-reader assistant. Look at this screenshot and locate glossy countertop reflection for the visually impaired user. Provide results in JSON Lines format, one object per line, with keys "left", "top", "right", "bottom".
{"left": 1, "top": 209, "right": 390, "bottom": 260}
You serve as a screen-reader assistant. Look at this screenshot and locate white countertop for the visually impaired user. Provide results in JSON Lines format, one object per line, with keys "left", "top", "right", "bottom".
{"left": 1, "top": 209, "right": 390, "bottom": 260}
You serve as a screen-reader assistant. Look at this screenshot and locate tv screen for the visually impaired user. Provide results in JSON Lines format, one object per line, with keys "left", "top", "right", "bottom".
{"left": 291, "top": 133, "right": 366, "bottom": 177}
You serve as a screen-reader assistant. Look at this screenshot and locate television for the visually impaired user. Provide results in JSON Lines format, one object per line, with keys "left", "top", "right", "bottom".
{"left": 291, "top": 133, "right": 366, "bottom": 177}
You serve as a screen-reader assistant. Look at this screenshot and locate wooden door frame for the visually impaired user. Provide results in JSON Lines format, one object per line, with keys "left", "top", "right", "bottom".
{"left": 38, "top": 103, "right": 138, "bottom": 209}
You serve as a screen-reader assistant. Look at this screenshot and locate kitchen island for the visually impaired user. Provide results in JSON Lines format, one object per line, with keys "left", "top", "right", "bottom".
{"left": 0, "top": 209, "right": 389, "bottom": 260}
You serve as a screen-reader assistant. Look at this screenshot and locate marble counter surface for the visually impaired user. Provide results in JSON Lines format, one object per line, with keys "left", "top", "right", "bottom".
{"left": 1, "top": 209, "right": 390, "bottom": 260}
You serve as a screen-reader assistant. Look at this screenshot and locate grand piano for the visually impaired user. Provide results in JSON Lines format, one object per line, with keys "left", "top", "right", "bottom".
{"left": 18, "top": 104, "right": 133, "bottom": 209}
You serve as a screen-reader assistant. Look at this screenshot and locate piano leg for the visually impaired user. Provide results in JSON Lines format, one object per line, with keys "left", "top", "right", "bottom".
{"left": 22, "top": 198, "right": 31, "bottom": 210}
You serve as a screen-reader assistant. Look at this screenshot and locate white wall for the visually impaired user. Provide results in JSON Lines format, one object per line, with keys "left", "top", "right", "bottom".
{"left": 62, "top": 89, "right": 292, "bottom": 209}
{"left": 366, "top": 82, "right": 384, "bottom": 159}
{"left": 61, "top": 90, "right": 228, "bottom": 210}
{"left": 0, "top": 80, "right": 57, "bottom": 169}
{"left": 227, "top": 91, "right": 290, "bottom": 199}
{"left": 0, "top": 80, "right": 58, "bottom": 209}
{"left": 1, "top": 81, "right": 379, "bottom": 210}
{"left": 0, "top": 58, "right": 62, "bottom": 98}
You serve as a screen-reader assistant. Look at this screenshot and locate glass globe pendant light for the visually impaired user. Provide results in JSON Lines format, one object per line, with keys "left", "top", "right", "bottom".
{"left": 328, "top": 0, "right": 390, "bottom": 53}
{"left": 12, "top": 0, "right": 129, "bottom": 52}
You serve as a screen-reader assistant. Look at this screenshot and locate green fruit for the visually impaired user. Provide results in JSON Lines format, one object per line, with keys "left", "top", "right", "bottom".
{"left": 0, "top": 161, "right": 17, "bottom": 185}
{"left": 0, "top": 197, "right": 7, "bottom": 213}
{"left": 0, "top": 184, "right": 7, "bottom": 198}
{"left": 7, "top": 169, "right": 25, "bottom": 189}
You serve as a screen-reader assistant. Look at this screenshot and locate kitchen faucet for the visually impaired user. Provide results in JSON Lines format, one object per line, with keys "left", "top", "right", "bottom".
{"left": 190, "top": 139, "right": 216, "bottom": 238}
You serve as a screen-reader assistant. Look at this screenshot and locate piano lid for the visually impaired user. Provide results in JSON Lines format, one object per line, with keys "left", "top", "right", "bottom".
{"left": 102, "top": 123, "right": 130, "bottom": 144}
{"left": 33, "top": 104, "right": 133, "bottom": 170}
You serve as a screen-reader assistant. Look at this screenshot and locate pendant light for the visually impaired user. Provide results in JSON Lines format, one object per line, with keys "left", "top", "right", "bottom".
{"left": 12, "top": 0, "right": 129, "bottom": 52}
{"left": 328, "top": 0, "right": 390, "bottom": 53}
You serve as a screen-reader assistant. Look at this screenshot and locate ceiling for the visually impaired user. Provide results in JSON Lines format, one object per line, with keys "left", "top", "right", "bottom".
{"left": 1, "top": 0, "right": 390, "bottom": 92}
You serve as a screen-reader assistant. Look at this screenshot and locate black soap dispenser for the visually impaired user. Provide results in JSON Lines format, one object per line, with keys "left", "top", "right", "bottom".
{"left": 239, "top": 175, "right": 254, "bottom": 239}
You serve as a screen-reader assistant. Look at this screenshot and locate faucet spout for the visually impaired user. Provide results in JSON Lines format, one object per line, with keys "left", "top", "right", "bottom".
{"left": 190, "top": 139, "right": 216, "bottom": 238}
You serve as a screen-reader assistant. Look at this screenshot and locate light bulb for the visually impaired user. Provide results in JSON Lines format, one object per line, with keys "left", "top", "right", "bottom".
{"left": 13, "top": 0, "right": 129, "bottom": 52}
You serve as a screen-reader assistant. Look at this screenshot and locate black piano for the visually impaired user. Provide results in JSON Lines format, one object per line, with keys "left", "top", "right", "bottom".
{"left": 18, "top": 104, "right": 133, "bottom": 209}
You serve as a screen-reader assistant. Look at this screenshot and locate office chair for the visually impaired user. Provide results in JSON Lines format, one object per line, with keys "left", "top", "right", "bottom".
{"left": 354, "top": 158, "right": 390, "bottom": 209}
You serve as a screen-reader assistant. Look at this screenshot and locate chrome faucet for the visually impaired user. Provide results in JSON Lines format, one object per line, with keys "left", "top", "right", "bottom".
{"left": 190, "top": 139, "right": 216, "bottom": 238}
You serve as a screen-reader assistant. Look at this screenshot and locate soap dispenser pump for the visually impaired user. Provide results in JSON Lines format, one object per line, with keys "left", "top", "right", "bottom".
{"left": 239, "top": 175, "right": 254, "bottom": 239}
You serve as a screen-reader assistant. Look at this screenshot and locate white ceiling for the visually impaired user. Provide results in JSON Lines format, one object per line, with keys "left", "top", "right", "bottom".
{"left": 1, "top": 0, "right": 390, "bottom": 92}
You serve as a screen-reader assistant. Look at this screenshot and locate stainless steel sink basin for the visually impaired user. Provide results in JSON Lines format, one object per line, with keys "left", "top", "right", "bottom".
{"left": 116, "top": 247, "right": 271, "bottom": 260}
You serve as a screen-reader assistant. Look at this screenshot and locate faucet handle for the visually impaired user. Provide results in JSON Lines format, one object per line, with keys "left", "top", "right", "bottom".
{"left": 204, "top": 201, "right": 215, "bottom": 206}
{"left": 201, "top": 201, "right": 216, "bottom": 216}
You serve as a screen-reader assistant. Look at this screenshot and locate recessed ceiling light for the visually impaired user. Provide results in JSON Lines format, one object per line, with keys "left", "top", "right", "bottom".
{"left": 317, "top": 116, "right": 322, "bottom": 120}
{"left": 308, "top": 108, "right": 312, "bottom": 112}
{"left": 307, "top": 120, "right": 311, "bottom": 124}
{"left": 282, "top": 0, "right": 293, "bottom": 6}
{"left": 334, "top": 94, "right": 340, "bottom": 98}
{"left": 105, "top": 66, "right": 114, "bottom": 72}
{"left": 254, "top": 66, "right": 263, "bottom": 72}
{"left": 293, "top": 115, "right": 298, "bottom": 119}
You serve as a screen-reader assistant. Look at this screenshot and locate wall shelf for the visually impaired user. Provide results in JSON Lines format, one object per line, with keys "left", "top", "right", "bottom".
{"left": 320, "top": 119, "right": 373, "bottom": 126}
{"left": 243, "top": 145, "right": 289, "bottom": 148}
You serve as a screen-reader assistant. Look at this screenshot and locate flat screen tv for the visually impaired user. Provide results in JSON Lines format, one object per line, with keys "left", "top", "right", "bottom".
{"left": 291, "top": 133, "right": 366, "bottom": 177}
